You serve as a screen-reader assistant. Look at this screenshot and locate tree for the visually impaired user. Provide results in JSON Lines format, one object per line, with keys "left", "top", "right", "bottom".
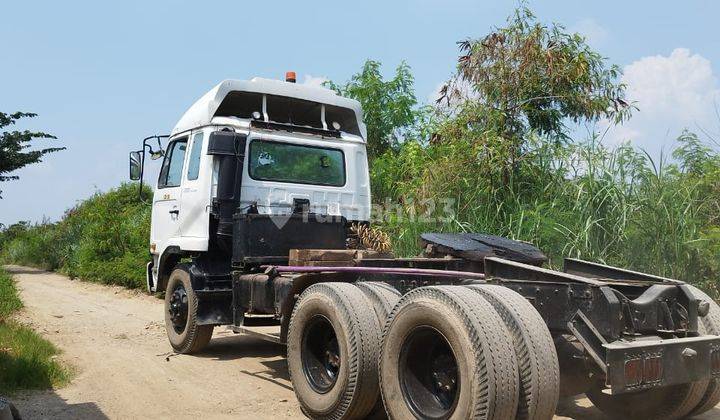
{"left": 0, "top": 112, "right": 64, "bottom": 198}
{"left": 326, "top": 60, "right": 423, "bottom": 160}
{"left": 439, "top": 5, "right": 632, "bottom": 181}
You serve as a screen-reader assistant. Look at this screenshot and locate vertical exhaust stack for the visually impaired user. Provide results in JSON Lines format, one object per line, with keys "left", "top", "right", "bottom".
{"left": 285, "top": 71, "right": 296, "bottom": 83}
{"left": 207, "top": 131, "right": 247, "bottom": 254}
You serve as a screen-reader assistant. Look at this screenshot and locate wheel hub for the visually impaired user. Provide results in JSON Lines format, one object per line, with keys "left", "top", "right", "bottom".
{"left": 168, "top": 284, "right": 189, "bottom": 334}
{"left": 302, "top": 315, "right": 341, "bottom": 393}
{"left": 399, "top": 326, "right": 460, "bottom": 419}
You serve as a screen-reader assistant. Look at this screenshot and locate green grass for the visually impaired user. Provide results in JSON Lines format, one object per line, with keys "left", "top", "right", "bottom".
{"left": 0, "top": 268, "right": 70, "bottom": 394}
{"left": 0, "top": 270, "right": 22, "bottom": 319}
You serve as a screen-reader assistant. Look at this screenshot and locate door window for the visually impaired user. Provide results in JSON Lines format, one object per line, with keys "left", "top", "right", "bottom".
{"left": 158, "top": 139, "right": 188, "bottom": 188}
{"left": 187, "top": 132, "right": 204, "bottom": 181}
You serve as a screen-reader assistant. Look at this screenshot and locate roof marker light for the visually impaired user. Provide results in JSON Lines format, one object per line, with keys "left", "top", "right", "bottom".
{"left": 285, "top": 71, "right": 296, "bottom": 83}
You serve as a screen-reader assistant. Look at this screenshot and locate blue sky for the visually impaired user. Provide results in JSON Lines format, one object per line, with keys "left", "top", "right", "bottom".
{"left": 1, "top": 1, "right": 719, "bottom": 226}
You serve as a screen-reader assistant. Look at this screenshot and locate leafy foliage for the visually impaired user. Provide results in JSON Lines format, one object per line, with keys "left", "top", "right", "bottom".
{"left": 0, "top": 112, "right": 64, "bottom": 198}
{"left": 326, "top": 60, "right": 427, "bottom": 160}
{"left": 0, "top": 183, "right": 151, "bottom": 288}
{"left": 363, "top": 6, "right": 720, "bottom": 297}
{"left": 374, "top": 132, "right": 720, "bottom": 296}
{"left": 0, "top": 269, "right": 22, "bottom": 321}
{"left": 439, "top": 6, "right": 632, "bottom": 184}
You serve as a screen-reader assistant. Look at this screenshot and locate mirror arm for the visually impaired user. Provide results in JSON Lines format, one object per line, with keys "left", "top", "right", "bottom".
{"left": 137, "top": 134, "right": 169, "bottom": 202}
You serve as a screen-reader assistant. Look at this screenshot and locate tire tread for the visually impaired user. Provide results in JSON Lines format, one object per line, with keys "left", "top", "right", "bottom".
{"left": 288, "top": 282, "right": 381, "bottom": 420}
{"left": 380, "top": 286, "right": 519, "bottom": 419}
{"left": 466, "top": 284, "right": 559, "bottom": 420}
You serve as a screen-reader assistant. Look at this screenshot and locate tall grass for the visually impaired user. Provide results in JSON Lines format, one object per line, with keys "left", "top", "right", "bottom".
{"left": 373, "top": 132, "right": 720, "bottom": 296}
{"left": 0, "top": 270, "right": 22, "bottom": 319}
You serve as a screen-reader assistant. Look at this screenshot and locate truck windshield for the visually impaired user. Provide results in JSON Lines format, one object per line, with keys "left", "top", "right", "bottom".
{"left": 248, "top": 140, "right": 345, "bottom": 187}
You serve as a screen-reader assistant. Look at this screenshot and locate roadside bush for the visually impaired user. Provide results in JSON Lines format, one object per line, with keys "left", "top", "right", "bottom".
{"left": 0, "top": 183, "right": 151, "bottom": 288}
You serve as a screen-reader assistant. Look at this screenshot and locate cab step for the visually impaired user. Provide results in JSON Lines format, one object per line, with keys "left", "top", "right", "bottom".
{"left": 231, "top": 325, "right": 283, "bottom": 344}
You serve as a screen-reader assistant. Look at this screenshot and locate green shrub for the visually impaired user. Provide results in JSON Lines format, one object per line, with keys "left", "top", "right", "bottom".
{"left": 373, "top": 133, "right": 720, "bottom": 298}
{"left": 1, "top": 183, "right": 151, "bottom": 288}
{"left": 0, "top": 321, "right": 70, "bottom": 394}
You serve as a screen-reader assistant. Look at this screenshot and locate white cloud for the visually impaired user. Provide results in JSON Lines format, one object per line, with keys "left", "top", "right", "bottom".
{"left": 302, "top": 74, "right": 328, "bottom": 88}
{"left": 571, "top": 18, "right": 609, "bottom": 47}
{"left": 603, "top": 48, "right": 720, "bottom": 153}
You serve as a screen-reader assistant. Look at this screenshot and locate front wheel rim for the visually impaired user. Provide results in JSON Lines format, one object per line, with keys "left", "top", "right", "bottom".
{"left": 168, "top": 283, "right": 189, "bottom": 334}
{"left": 399, "top": 326, "right": 460, "bottom": 420}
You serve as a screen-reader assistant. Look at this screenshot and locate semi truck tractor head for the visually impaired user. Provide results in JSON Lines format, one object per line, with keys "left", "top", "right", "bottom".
{"left": 130, "top": 75, "right": 370, "bottom": 292}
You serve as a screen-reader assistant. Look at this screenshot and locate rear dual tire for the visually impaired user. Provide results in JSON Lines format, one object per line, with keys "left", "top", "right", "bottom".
{"left": 289, "top": 283, "right": 559, "bottom": 419}
{"left": 586, "top": 378, "right": 709, "bottom": 420}
{"left": 686, "top": 285, "right": 720, "bottom": 417}
{"left": 355, "top": 281, "right": 401, "bottom": 329}
{"left": 356, "top": 282, "right": 401, "bottom": 419}
{"left": 287, "top": 282, "right": 382, "bottom": 419}
{"left": 465, "top": 284, "right": 559, "bottom": 420}
{"left": 379, "top": 286, "right": 521, "bottom": 420}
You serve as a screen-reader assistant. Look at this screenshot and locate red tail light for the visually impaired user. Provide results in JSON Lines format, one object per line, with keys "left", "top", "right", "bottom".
{"left": 643, "top": 356, "right": 663, "bottom": 383}
{"left": 624, "top": 358, "right": 643, "bottom": 386}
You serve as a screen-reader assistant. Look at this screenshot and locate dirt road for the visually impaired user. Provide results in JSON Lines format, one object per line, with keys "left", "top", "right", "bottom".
{"left": 6, "top": 266, "right": 720, "bottom": 419}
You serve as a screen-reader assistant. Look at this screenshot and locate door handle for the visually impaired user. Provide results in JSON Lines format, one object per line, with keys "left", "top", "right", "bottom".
{"left": 169, "top": 210, "right": 179, "bottom": 215}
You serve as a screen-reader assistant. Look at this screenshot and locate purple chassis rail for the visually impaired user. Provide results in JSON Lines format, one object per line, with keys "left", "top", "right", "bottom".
{"left": 263, "top": 265, "right": 487, "bottom": 280}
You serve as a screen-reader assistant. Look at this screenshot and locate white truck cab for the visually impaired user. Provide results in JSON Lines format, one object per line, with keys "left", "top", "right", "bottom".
{"left": 131, "top": 75, "right": 371, "bottom": 292}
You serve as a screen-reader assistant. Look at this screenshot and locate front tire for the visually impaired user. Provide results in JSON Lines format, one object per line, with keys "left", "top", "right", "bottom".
{"left": 164, "top": 265, "right": 213, "bottom": 354}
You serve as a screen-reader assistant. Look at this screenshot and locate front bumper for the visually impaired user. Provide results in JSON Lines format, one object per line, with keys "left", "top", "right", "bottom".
{"left": 605, "top": 335, "right": 720, "bottom": 394}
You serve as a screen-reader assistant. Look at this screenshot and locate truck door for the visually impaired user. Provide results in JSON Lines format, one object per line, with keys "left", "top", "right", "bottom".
{"left": 178, "top": 130, "right": 210, "bottom": 245}
{"left": 151, "top": 137, "right": 188, "bottom": 255}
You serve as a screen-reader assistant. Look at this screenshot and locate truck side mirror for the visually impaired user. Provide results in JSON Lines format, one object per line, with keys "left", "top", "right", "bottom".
{"left": 129, "top": 151, "right": 142, "bottom": 180}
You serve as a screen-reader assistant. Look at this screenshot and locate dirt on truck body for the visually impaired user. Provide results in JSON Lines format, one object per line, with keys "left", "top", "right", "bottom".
{"left": 126, "top": 73, "right": 720, "bottom": 419}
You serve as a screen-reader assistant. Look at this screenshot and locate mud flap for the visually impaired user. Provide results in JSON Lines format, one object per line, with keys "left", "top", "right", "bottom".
{"left": 195, "top": 290, "right": 233, "bottom": 325}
